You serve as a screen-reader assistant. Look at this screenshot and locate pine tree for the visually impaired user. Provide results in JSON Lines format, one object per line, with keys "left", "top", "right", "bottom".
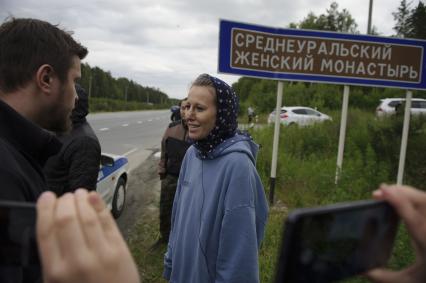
{"left": 407, "top": 1, "right": 426, "bottom": 39}
{"left": 392, "top": 0, "right": 412, "bottom": 37}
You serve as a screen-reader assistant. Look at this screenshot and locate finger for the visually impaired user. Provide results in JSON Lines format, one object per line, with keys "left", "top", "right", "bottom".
{"left": 374, "top": 184, "right": 426, "bottom": 217}
{"left": 383, "top": 184, "right": 426, "bottom": 206}
{"left": 55, "top": 193, "right": 89, "bottom": 259}
{"left": 88, "top": 192, "right": 124, "bottom": 244}
{"left": 379, "top": 185, "right": 416, "bottom": 219}
{"left": 36, "top": 192, "right": 61, "bottom": 272}
{"left": 380, "top": 186, "right": 426, "bottom": 245}
{"left": 75, "top": 189, "right": 108, "bottom": 252}
{"left": 365, "top": 268, "right": 407, "bottom": 283}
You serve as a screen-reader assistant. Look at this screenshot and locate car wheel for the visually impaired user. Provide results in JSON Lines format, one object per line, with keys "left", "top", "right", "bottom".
{"left": 112, "top": 177, "right": 126, "bottom": 218}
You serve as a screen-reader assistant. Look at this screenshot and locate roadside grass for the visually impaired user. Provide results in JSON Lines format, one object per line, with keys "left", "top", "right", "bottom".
{"left": 127, "top": 203, "right": 167, "bottom": 282}
{"left": 251, "top": 111, "right": 424, "bottom": 282}
{"left": 259, "top": 206, "right": 288, "bottom": 283}
{"left": 128, "top": 110, "right": 424, "bottom": 282}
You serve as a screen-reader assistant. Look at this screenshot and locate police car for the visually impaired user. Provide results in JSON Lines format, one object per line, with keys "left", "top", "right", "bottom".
{"left": 97, "top": 153, "right": 129, "bottom": 218}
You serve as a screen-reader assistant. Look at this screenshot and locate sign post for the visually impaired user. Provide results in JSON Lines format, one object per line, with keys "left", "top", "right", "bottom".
{"left": 335, "top": 85, "right": 350, "bottom": 184}
{"left": 218, "top": 20, "right": 426, "bottom": 196}
{"left": 269, "top": 81, "right": 284, "bottom": 204}
{"left": 397, "top": 91, "right": 413, "bottom": 185}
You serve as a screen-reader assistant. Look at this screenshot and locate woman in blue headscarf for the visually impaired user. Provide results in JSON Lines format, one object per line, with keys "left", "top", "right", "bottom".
{"left": 163, "top": 74, "right": 268, "bottom": 283}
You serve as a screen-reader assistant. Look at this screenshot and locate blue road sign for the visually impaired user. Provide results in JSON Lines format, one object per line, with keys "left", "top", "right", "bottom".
{"left": 218, "top": 19, "right": 426, "bottom": 90}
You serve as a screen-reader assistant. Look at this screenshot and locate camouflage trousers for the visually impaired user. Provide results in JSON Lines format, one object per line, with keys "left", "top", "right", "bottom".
{"left": 159, "top": 174, "right": 178, "bottom": 242}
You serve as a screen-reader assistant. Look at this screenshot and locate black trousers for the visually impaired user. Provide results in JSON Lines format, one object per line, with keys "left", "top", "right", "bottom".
{"left": 159, "top": 174, "right": 178, "bottom": 242}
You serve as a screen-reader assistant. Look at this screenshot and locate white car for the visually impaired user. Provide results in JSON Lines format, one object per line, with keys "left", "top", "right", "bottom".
{"left": 97, "top": 153, "right": 129, "bottom": 218}
{"left": 376, "top": 98, "right": 426, "bottom": 117}
{"left": 268, "top": 106, "right": 332, "bottom": 126}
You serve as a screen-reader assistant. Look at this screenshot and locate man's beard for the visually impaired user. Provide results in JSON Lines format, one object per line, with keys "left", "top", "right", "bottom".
{"left": 40, "top": 86, "right": 73, "bottom": 134}
{"left": 48, "top": 111, "right": 72, "bottom": 133}
{"left": 40, "top": 107, "right": 72, "bottom": 134}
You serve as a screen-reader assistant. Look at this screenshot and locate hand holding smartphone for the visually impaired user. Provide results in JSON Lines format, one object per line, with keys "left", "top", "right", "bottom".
{"left": 274, "top": 199, "right": 399, "bottom": 283}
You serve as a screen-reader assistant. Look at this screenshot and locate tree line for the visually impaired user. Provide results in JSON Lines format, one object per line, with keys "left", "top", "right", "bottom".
{"left": 78, "top": 63, "right": 174, "bottom": 106}
{"left": 288, "top": 0, "right": 426, "bottom": 37}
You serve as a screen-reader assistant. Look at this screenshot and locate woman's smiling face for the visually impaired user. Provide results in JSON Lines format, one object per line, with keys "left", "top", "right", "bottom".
{"left": 185, "top": 85, "right": 217, "bottom": 141}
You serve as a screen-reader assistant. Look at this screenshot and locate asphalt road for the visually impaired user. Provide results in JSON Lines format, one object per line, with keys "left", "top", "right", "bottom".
{"left": 87, "top": 109, "right": 170, "bottom": 172}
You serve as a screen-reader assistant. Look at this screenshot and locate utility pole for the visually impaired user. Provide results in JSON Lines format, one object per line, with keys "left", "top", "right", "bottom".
{"left": 367, "top": 0, "right": 373, "bottom": 34}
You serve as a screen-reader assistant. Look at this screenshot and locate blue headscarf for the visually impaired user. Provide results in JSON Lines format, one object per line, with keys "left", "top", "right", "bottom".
{"left": 193, "top": 74, "right": 240, "bottom": 158}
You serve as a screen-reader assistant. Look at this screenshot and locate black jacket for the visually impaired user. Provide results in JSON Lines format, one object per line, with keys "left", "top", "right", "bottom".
{"left": 43, "top": 85, "right": 101, "bottom": 195}
{"left": 0, "top": 99, "right": 62, "bottom": 283}
{"left": 0, "top": 100, "right": 61, "bottom": 201}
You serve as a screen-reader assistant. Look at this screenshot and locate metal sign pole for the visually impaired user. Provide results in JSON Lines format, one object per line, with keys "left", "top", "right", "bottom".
{"left": 269, "top": 81, "right": 284, "bottom": 205}
{"left": 397, "top": 90, "right": 412, "bottom": 185}
{"left": 335, "top": 85, "right": 350, "bottom": 184}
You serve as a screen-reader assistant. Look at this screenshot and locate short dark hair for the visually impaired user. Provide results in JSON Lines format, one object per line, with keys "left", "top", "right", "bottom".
{"left": 0, "top": 18, "right": 88, "bottom": 93}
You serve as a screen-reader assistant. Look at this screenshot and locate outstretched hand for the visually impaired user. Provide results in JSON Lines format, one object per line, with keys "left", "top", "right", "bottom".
{"left": 36, "top": 189, "right": 140, "bottom": 283}
{"left": 366, "top": 184, "right": 426, "bottom": 283}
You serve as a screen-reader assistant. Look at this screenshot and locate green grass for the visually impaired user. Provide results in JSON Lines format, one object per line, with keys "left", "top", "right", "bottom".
{"left": 127, "top": 207, "right": 167, "bottom": 282}
{"left": 259, "top": 207, "right": 288, "bottom": 283}
{"left": 251, "top": 112, "right": 424, "bottom": 282}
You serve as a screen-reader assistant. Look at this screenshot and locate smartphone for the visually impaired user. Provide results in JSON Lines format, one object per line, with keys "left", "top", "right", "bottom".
{"left": 0, "top": 201, "right": 39, "bottom": 267}
{"left": 274, "top": 200, "right": 399, "bottom": 283}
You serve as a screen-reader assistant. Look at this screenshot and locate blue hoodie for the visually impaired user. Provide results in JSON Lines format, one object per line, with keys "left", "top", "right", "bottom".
{"left": 163, "top": 134, "right": 269, "bottom": 283}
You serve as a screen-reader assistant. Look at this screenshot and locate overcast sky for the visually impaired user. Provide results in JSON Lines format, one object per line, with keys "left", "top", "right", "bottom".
{"left": 1, "top": 0, "right": 418, "bottom": 99}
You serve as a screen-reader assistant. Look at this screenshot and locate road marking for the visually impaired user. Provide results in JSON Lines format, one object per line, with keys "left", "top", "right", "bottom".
{"left": 137, "top": 121, "right": 142, "bottom": 124}
{"left": 123, "top": 147, "right": 138, "bottom": 156}
{"left": 148, "top": 119, "right": 153, "bottom": 122}
{"left": 122, "top": 123, "right": 129, "bottom": 127}
{"left": 99, "top": 128, "right": 109, "bottom": 131}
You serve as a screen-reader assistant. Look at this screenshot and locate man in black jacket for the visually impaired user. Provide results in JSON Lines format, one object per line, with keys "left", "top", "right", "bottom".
{"left": 0, "top": 18, "right": 87, "bottom": 282}
{"left": 44, "top": 84, "right": 101, "bottom": 195}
